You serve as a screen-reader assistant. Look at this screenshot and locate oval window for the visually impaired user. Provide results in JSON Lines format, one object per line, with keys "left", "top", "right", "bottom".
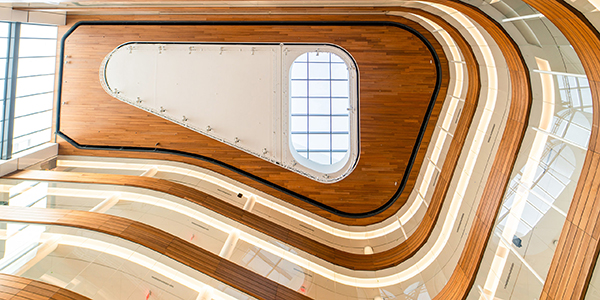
{"left": 287, "top": 49, "right": 359, "bottom": 181}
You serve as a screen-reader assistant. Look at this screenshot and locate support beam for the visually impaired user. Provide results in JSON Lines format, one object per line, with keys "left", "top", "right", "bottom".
{"left": 219, "top": 230, "right": 240, "bottom": 260}
{"left": 89, "top": 194, "right": 120, "bottom": 213}
{"left": 140, "top": 166, "right": 158, "bottom": 177}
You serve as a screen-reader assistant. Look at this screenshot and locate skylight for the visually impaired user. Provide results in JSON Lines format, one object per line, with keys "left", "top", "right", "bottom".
{"left": 289, "top": 52, "right": 351, "bottom": 167}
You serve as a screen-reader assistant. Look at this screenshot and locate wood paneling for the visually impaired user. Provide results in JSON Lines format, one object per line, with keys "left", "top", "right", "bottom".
{"left": 423, "top": 1, "right": 532, "bottom": 299}
{"left": 56, "top": 14, "right": 449, "bottom": 225}
{"left": 0, "top": 273, "right": 90, "bottom": 300}
{"left": 30, "top": 7, "right": 481, "bottom": 273}
{"left": 45, "top": 3, "right": 533, "bottom": 300}
{"left": 0, "top": 206, "right": 309, "bottom": 300}
{"left": 18, "top": 1, "right": 600, "bottom": 300}
{"left": 519, "top": 1, "right": 600, "bottom": 300}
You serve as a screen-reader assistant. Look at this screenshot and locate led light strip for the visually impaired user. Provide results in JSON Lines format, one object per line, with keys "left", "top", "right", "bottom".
{"left": 55, "top": 18, "right": 468, "bottom": 243}
{"left": 36, "top": 233, "right": 240, "bottom": 300}
{"left": 44, "top": 5, "right": 504, "bottom": 288}
{"left": 3, "top": 5, "right": 505, "bottom": 290}
{"left": 479, "top": 57, "right": 555, "bottom": 299}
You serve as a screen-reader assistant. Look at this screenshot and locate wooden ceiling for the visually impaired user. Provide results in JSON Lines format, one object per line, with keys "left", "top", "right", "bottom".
{"left": 2, "top": 1, "right": 600, "bottom": 300}
{"left": 56, "top": 13, "right": 448, "bottom": 225}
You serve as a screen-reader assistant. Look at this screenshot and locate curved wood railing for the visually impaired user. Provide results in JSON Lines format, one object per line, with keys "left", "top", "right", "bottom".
{"left": 55, "top": 15, "right": 448, "bottom": 225}
{"left": 4, "top": 6, "right": 494, "bottom": 273}
{"left": 12, "top": 0, "right": 600, "bottom": 299}
{"left": 518, "top": 1, "right": 600, "bottom": 300}
{"left": 409, "top": 1, "right": 532, "bottom": 299}
{"left": 0, "top": 273, "right": 91, "bottom": 300}
{"left": 0, "top": 206, "right": 309, "bottom": 300}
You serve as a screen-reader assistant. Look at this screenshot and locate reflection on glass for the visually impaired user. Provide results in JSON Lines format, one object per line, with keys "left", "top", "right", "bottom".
{"left": 0, "top": 180, "right": 255, "bottom": 300}
{"left": 0, "top": 224, "right": 255, "bottom": 300}
{"left": 551, "top": 75, "right": 593, "bottom": 148}
{"left": 473, "top": 71, "right": 591, "bottom": 299}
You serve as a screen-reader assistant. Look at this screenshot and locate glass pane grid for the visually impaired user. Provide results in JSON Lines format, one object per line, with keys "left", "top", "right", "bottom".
{"left": 552, "top": 75, "right": 593, "bottom": 148}
{"left": 291, "top": 131, "right": 349, "bottom": 134}
{"left": 8, "top": 23, "right": 58, "bottom": 156}
{"left": 290, "top": 52, "right": 350, "bottom": 165}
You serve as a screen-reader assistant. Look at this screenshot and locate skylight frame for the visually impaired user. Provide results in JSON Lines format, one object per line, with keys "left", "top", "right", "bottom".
{"left": 282, "top": 45, "right": 360, "bottom": 182}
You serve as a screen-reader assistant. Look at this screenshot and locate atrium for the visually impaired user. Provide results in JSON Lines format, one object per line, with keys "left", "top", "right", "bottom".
{"left": 0, "top": 1, "right": 598, "bottom": 300}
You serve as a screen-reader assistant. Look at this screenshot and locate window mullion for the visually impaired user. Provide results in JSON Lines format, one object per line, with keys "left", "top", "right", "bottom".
{"left": 1, "top": 22, "right": 20, "bottom": 160}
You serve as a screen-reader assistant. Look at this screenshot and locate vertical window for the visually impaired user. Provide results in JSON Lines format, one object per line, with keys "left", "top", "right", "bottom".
{"left": 290, "top": 52, "right": 350, "bottom": 166}
{"left": 0, "top": 22, "right": 10, "bottom": 158}
{"left": 11, "top": 23, "right": 57, "bottom": 155}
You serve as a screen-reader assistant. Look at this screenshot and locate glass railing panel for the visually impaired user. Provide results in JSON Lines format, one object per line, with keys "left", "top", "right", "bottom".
{"left": 0, "top": 175, "right": 477, "bottom": 300}
{"left": 0, "top": 222, "right": 256, "bottom": 300}
{"left": 466, "top": 71, "right": 591, "bottom": 299}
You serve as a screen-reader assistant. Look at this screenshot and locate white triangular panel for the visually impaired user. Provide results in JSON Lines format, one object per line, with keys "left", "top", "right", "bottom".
{"left": 100, "top": 42, "right": 359, "bottom": 183}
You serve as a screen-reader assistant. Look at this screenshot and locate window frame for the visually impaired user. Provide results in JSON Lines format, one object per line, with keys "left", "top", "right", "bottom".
{"left": 282, "top": 45, "right": 360, "bottom": 183}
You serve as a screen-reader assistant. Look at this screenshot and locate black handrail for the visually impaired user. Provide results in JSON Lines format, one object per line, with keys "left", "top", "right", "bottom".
{"left": 56, "top": 20, "right": 442, "bottom": 219}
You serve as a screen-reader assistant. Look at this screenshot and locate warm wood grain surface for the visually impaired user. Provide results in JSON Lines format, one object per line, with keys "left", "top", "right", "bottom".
{"left": 0, "top": 206, "right": 310, "bottom": 300}
{"left": 423, "top": 1, "right": 531, "bottom": 299}
{"left": 518, "top": 1, "right": 600, "bottom": 300}
{"left": 23, "top": 1, "right": 600, "bottom": 300}
{"left": 56, "top": 14, "right": 449, "bottom": 225}
{"left": 27, "top": 1, "right": 600, "bottom": 300}
{"left": 45, "top": 3, "right": 536, "bottom": 300}
{"left": 41, "top": 7, "right": 483, "bottom": 272}
{"left": 0, "top": 273, "right": 90, "bottom": 300}
{"left": 2, "top": 168, "right": 441, "bottom": 271}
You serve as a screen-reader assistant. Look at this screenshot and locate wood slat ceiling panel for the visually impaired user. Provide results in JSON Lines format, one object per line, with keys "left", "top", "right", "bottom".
{"left": 56, "top": 14, "right": 449, "bottom": 225}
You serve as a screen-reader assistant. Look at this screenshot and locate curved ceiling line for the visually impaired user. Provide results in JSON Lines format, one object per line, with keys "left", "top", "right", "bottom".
{"left": 0, "top": 206, "right": 310, "bottom": 300}
{"left": 12, "top": 0, "right": 597, "bottom": 300}
{"left": 51, "top": 8, "right": 478, "bottom": 245}
{"left": 413, "top": 1, "right": 530, "bottom": 299}
{"left": 40, "top": 7, "right": 505, "bottom": 272}
{"left": 0, "top": 273, "right": 92, "bottom": 300}
{"left": 55, "top": 19, "right": 443, "bottom": 220}
{"left": 5, "top": 1, "right": 536, "bottom": 298}
{"left": 521, "top": 0, "right": 600, "bottom": 299}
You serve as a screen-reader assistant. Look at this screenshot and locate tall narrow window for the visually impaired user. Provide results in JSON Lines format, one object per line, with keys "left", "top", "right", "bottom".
{"left": 12, "top": 23, "right": 57, "bottom": 155}
{"left": 0, "top": 22, "right": 10, "bottom": 158}
{"left": 289, "top": 51, "right": 352, "bottom": 169}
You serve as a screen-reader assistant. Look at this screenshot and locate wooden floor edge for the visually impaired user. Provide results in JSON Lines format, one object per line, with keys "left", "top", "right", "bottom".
{"left": 2, "top": 6, "right": 502, "bottom": 277}
{"left": 40, "top": 8, "right": 482, "bottom": 272}
{"left": 419, "top": 0, "right": 532, "bottom": 299}
{"left": 8, "top": 3, "right": 570, "bottom": 300}
{"left": 522, "top": 1, "right": 600, "bottom": 299}
{"left": 0, "top": 273, "right": 92, "bottom": 300}
{"left": 22, "top": 1, "right": 600, "bottom": 300}
{"left": 55, "top": 14, "right": 449, "bottom": 226}
{"left": 0, "top": 206, "right": 310, "bottom": 300}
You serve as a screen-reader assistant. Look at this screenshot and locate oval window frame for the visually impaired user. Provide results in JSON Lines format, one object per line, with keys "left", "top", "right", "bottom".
{"left": 282, "top": 45, "right": 360, "bottom": 183}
